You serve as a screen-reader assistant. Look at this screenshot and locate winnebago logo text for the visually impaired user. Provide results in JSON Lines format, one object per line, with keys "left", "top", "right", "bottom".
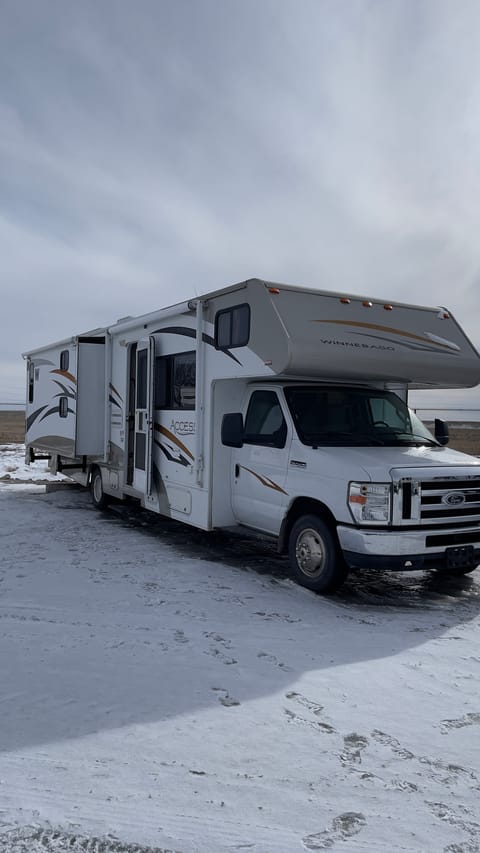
{"left": 320, "top": 339, "right": 395, "bottom": 351}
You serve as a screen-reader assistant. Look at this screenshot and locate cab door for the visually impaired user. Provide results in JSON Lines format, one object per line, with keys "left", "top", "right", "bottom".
{"left": 231, "top": 389, "right": 289, "bottom": 534}
{"left": 133, "top": 338, "right": 154, "bottom": 495}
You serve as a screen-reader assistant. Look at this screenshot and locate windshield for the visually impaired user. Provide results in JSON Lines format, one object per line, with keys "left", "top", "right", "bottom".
{"left": 284, "top": 386, "right": 438, "bottom": 447}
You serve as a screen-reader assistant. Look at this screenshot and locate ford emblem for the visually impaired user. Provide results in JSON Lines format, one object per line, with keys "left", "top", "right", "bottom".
{"left": 442, "top": 491, "right": 466, "bottom": 506}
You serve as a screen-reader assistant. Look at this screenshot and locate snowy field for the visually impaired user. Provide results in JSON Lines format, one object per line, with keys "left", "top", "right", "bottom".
{"left": 1, "top": 447, "right": 480, "bottom": 852}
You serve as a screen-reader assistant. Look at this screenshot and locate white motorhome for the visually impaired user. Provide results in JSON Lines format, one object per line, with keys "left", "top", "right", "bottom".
{"left": 24, "top": 278, "right": 480, "bottom": 592}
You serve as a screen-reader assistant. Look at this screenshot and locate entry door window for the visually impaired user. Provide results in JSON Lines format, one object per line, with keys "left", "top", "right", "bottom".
{"left": 137, "top": 349, "right": 148, "bottom": 409}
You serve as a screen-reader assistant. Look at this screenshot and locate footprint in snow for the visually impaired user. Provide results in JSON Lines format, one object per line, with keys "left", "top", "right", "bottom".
{"left": 174, "top": 630, "right": 189, "bottom": 644}
{"left": 211, "top": 687, "right": 241, "bottom": 707}
{"left": 340, "top": 733, "right": 369, "bottom": 765}
{"left": 440, "top": 712, "right": 480, "bottom": 734}
{"left": 303, "top": 812, "right": 367, "bottom": 849}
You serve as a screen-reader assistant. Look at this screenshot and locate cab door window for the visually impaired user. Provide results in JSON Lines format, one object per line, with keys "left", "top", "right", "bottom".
{"left": 243, "top": 390, "right": 287, "bottom": 448}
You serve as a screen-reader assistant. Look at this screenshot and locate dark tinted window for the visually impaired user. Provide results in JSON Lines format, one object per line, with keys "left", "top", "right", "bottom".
{"left": 215, "top": 304, "right": 250, "bottom": 349}
{"left": 60, "top": 350, "right": 69, "bottom": 371}
{"left": 136, "top": 349, "right": 148, "bottom": 408}
{"left": 28, "top": 362, "right": 35, "bottom": 403}
{"left": 244, "top": 390, "right": 287, "bottom": 448}
{"left": 59, "top": 396, "right": 68, "bottom": 418}
{"left": 155, "top": 351, "right": 196, "bottom": 410}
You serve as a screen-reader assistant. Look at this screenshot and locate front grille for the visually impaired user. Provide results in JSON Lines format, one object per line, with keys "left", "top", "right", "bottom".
{"left": 420, "top": 478, "right": 480, "bottom": 524}
{"left": 395, "top": 472, "right": 480, "bottom": 526}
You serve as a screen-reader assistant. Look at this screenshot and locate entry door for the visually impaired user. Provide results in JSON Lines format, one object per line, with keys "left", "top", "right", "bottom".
{"left": 231, "top": 390, "right": 289, "bottom": 535}
{"left": 133, "top": 338, "right": 153, "bottom": 494}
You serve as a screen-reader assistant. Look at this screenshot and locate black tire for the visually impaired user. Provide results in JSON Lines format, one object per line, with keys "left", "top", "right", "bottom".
{"left": 288, "top": 514, "right": 348, "bottom": 593}
{"left": 90, "top": 467, "right": 109, "bottom": 510}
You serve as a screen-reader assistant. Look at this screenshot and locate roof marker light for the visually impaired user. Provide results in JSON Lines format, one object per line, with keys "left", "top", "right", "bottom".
{"left": 384, "top": 304, "right": 393, "bottom": 311}
{"left": 269, "top": 287, "right": 280, "bottom": 294}
{"left": 340, "top": 297, "right": 351, "bottom": 304}
{"left": 362, "top": 301, "right": 373, "bottom": 308}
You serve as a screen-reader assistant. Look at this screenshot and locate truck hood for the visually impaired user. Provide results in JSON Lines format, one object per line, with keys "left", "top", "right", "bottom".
{"left": 310, "top": 443, "right": 480, "bottom": 482}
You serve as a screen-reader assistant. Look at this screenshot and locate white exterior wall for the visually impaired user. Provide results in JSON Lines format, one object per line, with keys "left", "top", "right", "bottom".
{"left": 25, "top": 342, "right": 78, "bottom": 457}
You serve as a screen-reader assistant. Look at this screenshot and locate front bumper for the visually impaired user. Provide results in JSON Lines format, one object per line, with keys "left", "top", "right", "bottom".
{"left": 337, "top": 523, "right": 480, "bottom": 571}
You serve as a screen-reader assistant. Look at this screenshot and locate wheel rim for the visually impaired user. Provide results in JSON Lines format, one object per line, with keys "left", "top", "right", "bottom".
{"left": 295, "top": 528, "right": 326, "bottom": 578}
{"left": 93, "top": 473, "right": 103, "bottom": 503}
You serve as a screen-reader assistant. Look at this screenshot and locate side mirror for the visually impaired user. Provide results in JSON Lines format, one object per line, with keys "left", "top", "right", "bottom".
{"left": 221, "top": 412, "right": 244, "bottom": 448}
{"left": 434, "top": 418, "right": 449, "bottom": 446}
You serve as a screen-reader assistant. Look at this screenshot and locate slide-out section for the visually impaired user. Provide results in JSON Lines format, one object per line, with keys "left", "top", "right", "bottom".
{"left": 75, "top": 337, "right": 106, "bottom": 456}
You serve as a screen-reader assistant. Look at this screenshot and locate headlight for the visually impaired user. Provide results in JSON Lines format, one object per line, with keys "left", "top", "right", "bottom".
{"left": 348, "top": 482, "right": 392, "bottom": 525}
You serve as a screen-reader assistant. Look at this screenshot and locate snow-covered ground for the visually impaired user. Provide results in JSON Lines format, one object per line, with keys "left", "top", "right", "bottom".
{"left": 0, "top": 444, "right": 70, "bottom": 486}
{"left": 1, "top": 449, "right": 480, "bottom": 852}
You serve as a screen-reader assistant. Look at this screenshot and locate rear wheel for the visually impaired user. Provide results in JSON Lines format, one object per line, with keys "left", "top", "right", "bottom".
{"left": 91, "top": 467, "right": 109, "bottom": 510}
{"left": 288, "top": 514, "right": 348, "bottom": 593}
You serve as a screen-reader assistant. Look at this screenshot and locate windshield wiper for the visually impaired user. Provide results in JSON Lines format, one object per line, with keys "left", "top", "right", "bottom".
{"left": 400, "top": 433, "right": 440, "bottom": 448}
{"left": 303, "top": 431, "right": 385, "bottom": 447}
{"left": 375, "top": 429, "right": 440, "bottom": 447}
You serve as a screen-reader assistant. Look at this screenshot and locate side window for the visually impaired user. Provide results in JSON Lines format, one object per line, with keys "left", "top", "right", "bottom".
{"left": 28, "top": 362, "right": 35, "bottom": 403}
{"left": 60, "top": 350, "right": 69, "bottom": 371}
{"left": 244, "top": 390, "right": 287, "bottom": 448}
{"left": 154, "top": 351, "right": 196, "bottom": 410}
{"left": 172, "top": 352, "right": 196, "bottom": 409}
{"left": 215, "top": 303, "right": 250, "bottom": 349}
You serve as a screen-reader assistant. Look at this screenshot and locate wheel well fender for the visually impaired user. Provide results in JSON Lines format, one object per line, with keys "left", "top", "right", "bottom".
{"left": 278, "top": 498, "right": 338, "bottom": 554}
{"left": 88, "top": 464, "right": 100, "bottom": 487}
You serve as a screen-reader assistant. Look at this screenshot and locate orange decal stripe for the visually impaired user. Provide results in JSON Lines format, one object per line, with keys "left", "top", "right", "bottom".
{"left": 155, "top": 424, "right": 195, "bottom": 461}
{"left": 50, "top": 369, "right": 77, "bottom": 384}
{"left": 316, "top": 320, "right": 453, "bottom": 349}
{"left": 241, "top": 465, "right": 288, "bottom": 495}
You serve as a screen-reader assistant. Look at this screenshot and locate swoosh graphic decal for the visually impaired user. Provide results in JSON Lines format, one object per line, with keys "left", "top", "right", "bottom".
{"left": 154, "top": 439, "right": 191, "bottom": 468}
{"left": 26, "top": 405, "right": 48, "bottom": 431}
{"left": 52, "top": 380, "right": 77, "bottom": 399}
{"left": 154, "top": 423, "right": 195, "bottom": 461}
{"left": 50, "top": 369, "right": 77, "bottom": 384}
{"left": 109, "top": 382, "right": 123, "bottom": 402}
{"left": 151, "top": 326, "right": 242, "bottom": 365}
{"left": 109, "top": 394, "right": 122, "bottom": 410}
{"left": 39, "top": 405, "right": 75, "bottom": 422}
{"left": 315, "top": 320, "right": 458, "bottom": 351}
{"left": 240, "top": 465, "right": 288, "bottom": 495}
{"left": 348, "top": 330, "right": 457, "bottom": 355}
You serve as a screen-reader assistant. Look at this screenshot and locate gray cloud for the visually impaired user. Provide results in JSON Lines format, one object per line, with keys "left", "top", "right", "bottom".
{"left": 1, "top": 0, "right": 480, "bottom": 411}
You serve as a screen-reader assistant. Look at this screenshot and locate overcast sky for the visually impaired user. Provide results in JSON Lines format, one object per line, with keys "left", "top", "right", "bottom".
{"left": 2, "top": 0, "right": 480, "bottom": 411}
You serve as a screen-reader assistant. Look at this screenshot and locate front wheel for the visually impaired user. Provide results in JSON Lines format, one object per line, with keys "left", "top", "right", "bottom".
{"left": 90, "top": 467, "right": 109, "bottom": 510}
{"left": 288, "top": 514, "right": 348, "bottom": 593}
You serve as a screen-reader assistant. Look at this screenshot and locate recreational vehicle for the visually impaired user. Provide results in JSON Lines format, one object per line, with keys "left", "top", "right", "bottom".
{"left": 24, "top": 278, "right": 480, "bottom": 593}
